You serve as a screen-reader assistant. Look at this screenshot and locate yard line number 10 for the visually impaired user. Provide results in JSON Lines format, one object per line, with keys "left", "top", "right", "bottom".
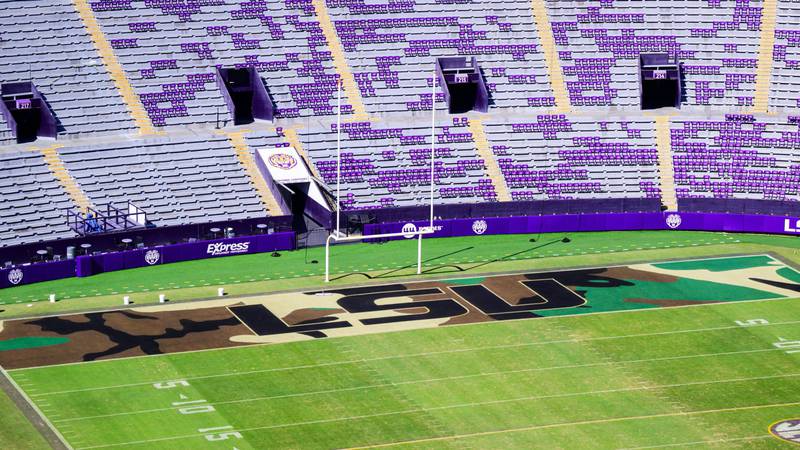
{"left": 153, "top": 379, "right": 244, "bottom": 443}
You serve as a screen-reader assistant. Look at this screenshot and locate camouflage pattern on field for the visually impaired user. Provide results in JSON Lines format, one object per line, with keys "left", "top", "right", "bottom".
{"left": 0, "top": 255, "right": 797, "bottom": 368}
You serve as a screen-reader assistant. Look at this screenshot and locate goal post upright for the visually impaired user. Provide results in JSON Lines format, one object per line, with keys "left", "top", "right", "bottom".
{"left": 325, "top": 69, "right": 438, "bottom": 283}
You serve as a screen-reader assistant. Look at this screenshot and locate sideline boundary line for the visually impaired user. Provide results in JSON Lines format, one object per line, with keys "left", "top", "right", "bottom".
{"left": 24, "top": 317, "right": 800, "bottom": 397}
{"left": 0, "top": 366, "right": 69, "bottom": 449}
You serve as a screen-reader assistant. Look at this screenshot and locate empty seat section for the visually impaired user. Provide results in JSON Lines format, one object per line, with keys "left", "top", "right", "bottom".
{"left": 299, "top": 117, "right": 497, "bottom": 209}
{"left": 484, "top": 115, "right": 661, "bottom": 200}
{"left": 671, "top": 114, "right": 800, "bottom": 201}
{"left": 326, "top": 0, "right": 555, "bottom": 114}
{"left": 89, "top": 0, "right": 349, "bottom": 126}
{"left": 0, "top": 0, "right": 136, "bottom": 137}
{"left": 547, "top": 0, "right": 762, "bottom": 109}
{"left": 58, "top": 134, "right": 268, "bottom": 226}
{"left": 0, "top": 150, "right": 77, "bottom": 247}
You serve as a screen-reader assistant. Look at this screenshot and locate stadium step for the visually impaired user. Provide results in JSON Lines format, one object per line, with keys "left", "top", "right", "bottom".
{"left": 531, "top": 0, "right": 571, "bottom": 112}
{"left": 311, "top": 0, "right": 369, "bottom": 121}
{"left": 468, "top": 119, "right": 512, "bottom": 202}
{"left": 39, "top": 144, "right": 93, "bottom": 213}
{"left": 223, "top": 131, "right": 285, "bottom": 216}
{"left": 282, "top": 127, "right": 324, "bottom": 181}
{"left": 72, "top": 0, "right": 157, "bottom": 136}
{"left": 753, "top": 0, "right": 778, "bottom": 113}
{"left": 654, "top": 116, "right": 678, "bottom": 212}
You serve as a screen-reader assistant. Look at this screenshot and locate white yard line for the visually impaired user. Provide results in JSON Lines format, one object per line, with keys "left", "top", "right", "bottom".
{"left": 27, "top": 318, "right": 800, "bottom": 397}
{"left": 53, "top": 371, "right": 800, "bottom": 424}
{"left": 72, "top": 400, "right": 800, "bottom": 449}
{"left": 354, "top": 402, "right": 800, "bottom": 449}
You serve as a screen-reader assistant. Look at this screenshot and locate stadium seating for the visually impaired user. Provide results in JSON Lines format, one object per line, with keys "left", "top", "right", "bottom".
{"left": 671, "top": 114, "right": 800, "bottom": 201}
{"left": 325, "top": 0, "right": 556, "bottom": 112}
{"left": 297, "top": 117, "right": 497, "bottom": 209}
{"left": 771, "top": 2, "right": 800, "bottom": 110}
{"left": 5, "top": 0, "right": 800, "bottom": 252}
{"left": 0, "top": 150, "right": 77, "bottom": 247}
{"left": 0, "top": 0, "right": 136, "bottom": 137}
{"left": 88, "top": 0, "right": 351, "bottom": 126}
{"left": 0, "top": 114, "right": 15, "bottom": 146}
{"left": 484, "top": 114, "right": 661, "bottom": 200}
{"left": 58, "top": 134, "right": 269, "bottom": 226}
{"left": 546, "top": 0, "right": 763, "bottom": 108}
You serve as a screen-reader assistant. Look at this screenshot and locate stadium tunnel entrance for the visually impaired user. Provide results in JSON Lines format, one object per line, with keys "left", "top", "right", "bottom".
{"left": 639, "top": 53, "right": 682, "bottom": 110}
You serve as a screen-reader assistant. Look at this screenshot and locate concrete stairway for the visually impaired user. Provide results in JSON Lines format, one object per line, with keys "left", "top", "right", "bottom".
{"left": 654, "top": 116, "right": 678, "bottom": 211}
{"left": 468, "top": 119, "right": 512, "bottom": 202}
{"left": 39, "top": 144, "right": 93, "bottom": 213}
{"left": 72, "top": 0, "right": 156, "bottom": 135}
{"left": 532, "top": 0, "right": 571, "bottom": 113}
{"left": 224, "top": 131, "right": 285, "bottom": 216}
{"left": 753, "top": 0, "right": 778, "bottom": 113}
{"left": 282, "top": 127, "right": 323, "bottom": 180}
{"left": 311, "top": 0, "right": 369, "bottom": 121}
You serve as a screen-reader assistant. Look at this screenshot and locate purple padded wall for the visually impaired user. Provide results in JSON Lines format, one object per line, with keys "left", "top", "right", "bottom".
{"left": 0, "top": 215, "right": 293, "bottom": 266}
{"left": 365, "top": 212, "right": 800, "bottom": 240}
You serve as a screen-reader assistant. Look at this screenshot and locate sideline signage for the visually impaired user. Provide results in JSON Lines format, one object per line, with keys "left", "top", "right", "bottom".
{"left": 0, "top": 232, "right": 296, "bottom": 289}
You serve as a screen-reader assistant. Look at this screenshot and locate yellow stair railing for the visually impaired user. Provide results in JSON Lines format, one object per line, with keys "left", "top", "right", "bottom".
{"left": 311, "top": 0, "right": 369, "bottom": 120}
{"left": 72, "top": 0, "right": 157, "bottom": 135}
{"left": 224, "top": 131, "right": 285, "bottom": 216}
{"left": 468, "top": 119, "right": 512, "bottom": 202}
{"left": 38, "top": 144, "right": 94, "bottom": 213}
{"left": 531, "top": 0, "right": 571, "bottom": 112}
{"left": 753, "top": 0, "right": 778, "bottom": 113}
{"left": 654, "top": 116, "right": 678, "bottom": 211}
{"left": 282, "top": 127, "right": 323, "bottom": 180}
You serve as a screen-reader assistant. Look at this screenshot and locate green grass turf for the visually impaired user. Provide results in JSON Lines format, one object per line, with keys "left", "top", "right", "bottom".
{"left": 0, "top": 383, "right": 49, "bottom": 450}
{"left": 0, "top": 230, "right": 769, "bottom": 318}
{"left": 8, "top": 297, "right": 800, "bottom": 449}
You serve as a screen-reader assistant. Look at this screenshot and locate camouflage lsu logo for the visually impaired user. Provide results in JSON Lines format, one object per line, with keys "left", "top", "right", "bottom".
{"left": 7, "top": 268, "right": 23, "bottom": 285}
{"left": 268, "top": 153, "right": 297, "bottom": 170}
{"left": 472, "top": 219, "right": 487, "bottom": 235}
{"left": 666, "top": 213, "right": 682, "bottom": 229}
{"left": 144, "top": 249, "right": 160, "bottom": 265}
{"left": 770, "top": 418, "right": 800, "bottom": 444}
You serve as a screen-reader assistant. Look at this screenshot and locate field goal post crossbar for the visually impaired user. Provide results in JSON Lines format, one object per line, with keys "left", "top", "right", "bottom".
{"left": 325, "top": 71, "right": 438, "bottom": 282}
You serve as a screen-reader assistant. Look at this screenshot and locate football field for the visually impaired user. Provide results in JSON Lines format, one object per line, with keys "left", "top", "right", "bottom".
{"left": 5, "top": 264, "right": 800, "bottom": 449}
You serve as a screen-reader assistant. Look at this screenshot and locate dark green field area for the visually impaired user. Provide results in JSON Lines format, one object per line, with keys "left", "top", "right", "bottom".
{"left": 6, "top": 229, "right": 800, "bottom": 318}
{"left": 9, "top": 296, "right": 800, "bottom": 449}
